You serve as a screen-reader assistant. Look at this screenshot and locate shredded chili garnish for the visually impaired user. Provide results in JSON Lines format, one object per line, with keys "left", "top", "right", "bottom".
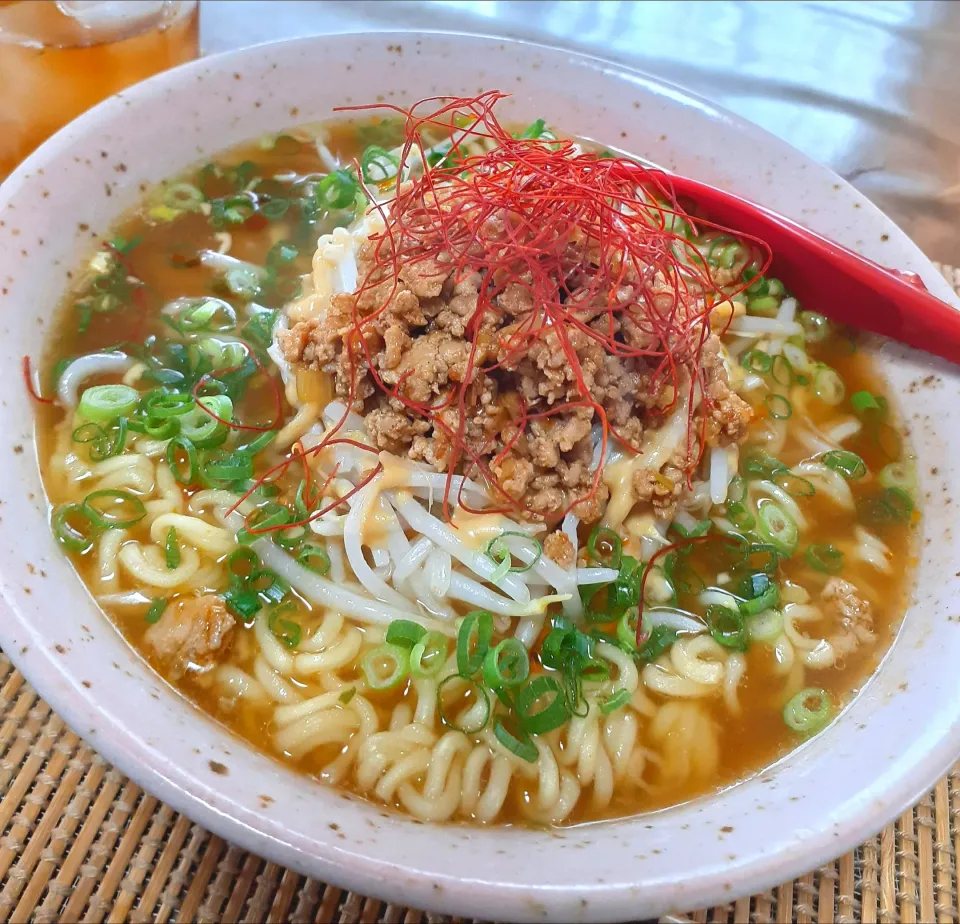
{"left": 321, "top": 91, "right": 774, "bottom": 521}
{"left": 22, "top": 355, "right": 54, "bottom": 405}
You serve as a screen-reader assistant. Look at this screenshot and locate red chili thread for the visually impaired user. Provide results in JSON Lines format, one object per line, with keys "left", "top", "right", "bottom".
{"left": 22, "top": 356, "right": 54, "bottom": 405}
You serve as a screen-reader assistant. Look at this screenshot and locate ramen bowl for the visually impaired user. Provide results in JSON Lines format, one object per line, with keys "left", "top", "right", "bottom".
{"left": 1, "top": 32, "right": 959, "bottom": 922}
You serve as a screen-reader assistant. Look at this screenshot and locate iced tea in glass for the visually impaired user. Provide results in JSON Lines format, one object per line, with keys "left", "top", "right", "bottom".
{"left": 0, "top": 1, "right": 199, "bottom": 179}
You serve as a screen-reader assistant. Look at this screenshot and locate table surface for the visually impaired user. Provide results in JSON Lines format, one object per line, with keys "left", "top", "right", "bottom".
{"left": 201, "top": 0, "right": 960, "bottom": 267}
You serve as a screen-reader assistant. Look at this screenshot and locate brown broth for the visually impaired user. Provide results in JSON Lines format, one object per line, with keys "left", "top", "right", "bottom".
{"left": 37, "top": 122, "right": 917, "bottom": 826}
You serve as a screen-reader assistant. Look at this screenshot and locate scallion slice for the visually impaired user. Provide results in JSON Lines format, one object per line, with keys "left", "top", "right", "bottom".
{"left": 482, "top": 638, "right": 530, "bottom": 694}
{"left": 437, "top": 675, "right": 490, "bottom": 734}
{"left": 726, "top": 501, "right": 756, "bottom": 531}
{"left": 485, "top": 532, "right": 543, "bottom": 583}
{"left": 600, "top": 689, "right": 631, "bottom": 715}
{"left": 764, "top": 394, "right": 792, "bottom": 420}
{"left": 409, "top": 632, "right": 449, "bottom": 678}
{"left": 706, "top": 603, "right": 748, "bottom": 651}
{"left": 52, "top": 503, "right": 98, "bottom": 553}
{"left": 296, "top": 544, "right": 331, "bottom": 575}
{"left": 493, "top": 717, "right": 538, "bottom": 762}
{"left": 317, "top": 169, "right": 359, "bottom": 209}
{"left": 166, "top": 436, "right": 199, "bottom": 485}
{"left": 756, "top": 501, "right": 798, "bottom": 556}
{"left": 224, "top": 266, "right": 262, "bottom": 300}
{"left": 783, "top": 687, "right": 831, "bottom": 734}
{"left": 515, "top": 675, "right": 570, "bottom": 736}
{"left": 144, "top": 598, "right": 167, "bottom": 624}
{"left": 249, "top": 568, "right": 289, "bottom": 605}
{"left": 746, "top": 608, "right": 783, "bottom": 643}
{"left": 851, "top": 390, "right": 882, "bottom": 416}
{"left": 456, "top": 610, "right": 493, "bottom": 677}
{"left": 879, "top": 462, "right": 915, "bottom": 493}
{"left": 821, "top": 450, "right": 866, "bottom": 480}
{"left": 586, "top": 525, "right": 623, "bottom": 569}
{"left": 82, "top": 489, "right": 146, "bottom": 530}
{"left": 360, "top": 643, "right": 409, "bottom": 691}
{"left": 741, "top": 349, "right": 772, "bottom": 374}
{"left": 78, "top": 384, "right": 138, "bottom": 423}
{"left": 164, "top": 527, "right": 180, "bottom": 570}
{"left": 386, "top": 619, "right": 427, "bottom": 650}
{"left": 268, "top": 606, "right": 302, "bottom": 649}
{"left": 360, "top": 145, "right": 401, "bottom": 183}
{"left": 806, "top": 544, "right": 843, "bottom": 574}
{"left": 799, "top": 311, "right": 830, "bottom": 343}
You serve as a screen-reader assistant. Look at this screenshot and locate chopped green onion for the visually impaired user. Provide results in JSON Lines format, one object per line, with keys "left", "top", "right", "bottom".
{"left": 515, "top": 675, "right": 570, "bottom": 736}
{"left": 726, "top": 501, "right": 756, "bottom": 531}
{"left": 82, "top": 489, "right": 146, "bottom": 530}
{"left": 238, "top": 502, "right": 291, "bottom": 543}
{"left": 741, "top": 350, "right": 772, "bottom": 375}
{"left": 456, "top": 610, "right": 493, "bottom": 677}
{"left": 764, "top": 394, "right": 792, "bottom": 420}
{"left": 738, "top": 574, "right": 780, "bottom": 616}
{"left": 224, "top": 266, "right": 262, "bottom": 300}
{"left": 746, "top": 608, "right": 783, "bottom": 643}
{"left": 203, "top": 451, "right": 254, "bottom": 484}
{"left": 166, "top": 436, "right": 199, "bottom": 485}
{"left": 386, "top": 619, "right": 427, "bottom": 650}
{"left": 821, "top": 450, "right": 867, "bottom": 480}
{"left": 851, "top": 390, "right": 882, "bottom": 416}
{"left": 493, "top": 718, "right": 538, "bottom": 762}
{"left": 586, "top": 525, "right": 623, "bottom": 569}
{"left": 879, "top": 462, "right": 915, "bottom": 493}
{"left": 742, "top": 452, "right": 788, "bottom": 479}
{"left": 482, "top": 638, "right": 530, "bottom": 696}
{"left": 635, "top": 624, "right": 680, "bottom": 662}
{"left": 164, "top": 527, "right": 180, "bottom": 570}
{"left": 338, "top": 687, "right": 356, "bottom": 705}
{"left": 409, "top": 632, "right": 449, "bottom": 678}
{"left": 806, "top": 544, "right": 843, "bottom": 574}
{"left": 268, "top": 606, "right": 302, "bottom": 649}
{"left": 799, "top": 311, "right": 830, "bottom": 343}
{"left": 266, "top": 241, "right": 298, "bottom": 268}
{"left": 360, "top": 145, "right": 401, "bottom": 183}
{"left": 616, "top": 608, "right": 639, "bottom": 653}
{"left": 774, "top": 473, "right": 815, "bottom": 497}
{"left": 812, "top": 366, "right": 845, "bottom": 405}
{"left": 437, "top": 675, "right": 490, "bottom": 733}
{"left": 771, "top": 354, "right": 794, "bottom": 387}
{"left": 144, "top": 391, "right": 196, "bottom": 419}
{"left": 260, "top": 198, "right": 290, "bottom": 221}
{"left": 600, "top": 689, "right": 631, "bottom": 715}
{"left": 756, "top": 501, "right": 798, "bottom": 556}
{"left": 145, "top": 598, "right": 167, "bottom": 624}
{"left": 164, "top": 182, "right": 204, "bottom": 210}
{"left": 783, "top": 687, "right": 831, "bottom": 734}
{"left": 142, "top": 416, "right": 179, "bottom": 440}
{"left": 249, "top": 568, "right": 288, "bottom": 605}
{"left": 485, "top": 532, "right": 543, "bottom": 583}
{"left": 296, "top": 544, "right": 331, "bottom": 575}
{"left": 518, "top": 118, "right": 547, "bottom": 139}
{"left": 78, "top": 384, "right": 138, "bottom": 423}
{"left": 727, "top": 474, "right": 746, "bottom": 504}
{"left": 706, "top": 604, "right": 748, "bottom": 651}
{"left": 317, "top": 169, "right": 359, "bottom": 209}
{"left": 361, "top": 643, "right": 409, "bottom": 691}
{"left": 226, "top": 547, "right": 259, "bottom": 582}
{"left": 51, "top": 503, "right": 98, "bottom": 553}
{"left": 224, "top": 587, "right": 262, "bottom": 620}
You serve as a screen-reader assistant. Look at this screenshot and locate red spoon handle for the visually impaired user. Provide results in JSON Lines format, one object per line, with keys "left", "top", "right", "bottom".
{"left": 659, "top": 173, "right": 960, "bottom": 366}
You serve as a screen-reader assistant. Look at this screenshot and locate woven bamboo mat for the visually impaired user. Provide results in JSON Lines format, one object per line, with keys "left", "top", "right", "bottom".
{"left": 3, "top": 266, "right": 960, "bottom": 924}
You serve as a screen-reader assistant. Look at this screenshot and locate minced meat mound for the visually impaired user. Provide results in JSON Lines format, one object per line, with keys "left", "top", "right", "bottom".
{"left": 279, "top": 221, "right": 751, "bottom": 523}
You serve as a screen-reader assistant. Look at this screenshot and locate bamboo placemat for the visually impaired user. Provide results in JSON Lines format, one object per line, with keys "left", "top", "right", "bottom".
{"left": 3, "top": 265, "right": 960, "bottom": 924}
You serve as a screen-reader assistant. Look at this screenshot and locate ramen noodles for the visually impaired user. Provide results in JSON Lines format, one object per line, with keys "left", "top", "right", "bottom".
{"left": 33, "top": 92, "right": 917, "bottom": 825}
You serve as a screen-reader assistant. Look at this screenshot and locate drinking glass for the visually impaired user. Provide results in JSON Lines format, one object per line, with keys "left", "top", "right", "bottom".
{"left": 0, "top": 0, "right": 199, "bottom": 179}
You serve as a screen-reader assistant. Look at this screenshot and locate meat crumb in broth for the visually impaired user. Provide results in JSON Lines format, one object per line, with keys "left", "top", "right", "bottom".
{"left": 35, "top": 93, "right": 916, "bottom": 826}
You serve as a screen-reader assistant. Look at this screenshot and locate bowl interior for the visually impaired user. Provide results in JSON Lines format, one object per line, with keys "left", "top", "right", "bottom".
{"left": 1, "top": 32, "right": 959, "bottom": 923}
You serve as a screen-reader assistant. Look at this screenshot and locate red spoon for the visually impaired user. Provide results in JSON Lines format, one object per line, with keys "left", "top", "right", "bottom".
{"left": 656, "top": 172, "right": 960, "bottom": 365}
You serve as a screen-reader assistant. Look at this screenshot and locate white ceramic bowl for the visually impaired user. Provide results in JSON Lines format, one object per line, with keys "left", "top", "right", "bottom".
{"left": 1, "top": 32, "right": 959, "bottom": 923}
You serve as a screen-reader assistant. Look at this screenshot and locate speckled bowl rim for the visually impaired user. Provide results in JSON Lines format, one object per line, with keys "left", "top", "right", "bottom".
{"left": 1, "top": 31, "right": 959, "bottom": 923}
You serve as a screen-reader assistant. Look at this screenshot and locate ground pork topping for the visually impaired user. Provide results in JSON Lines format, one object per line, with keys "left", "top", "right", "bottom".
{"left": 821, "top": 577, "right": 876, "bottom": 657}
{"left": 278, "top": 97, "right": 756, "bottom": 523}
{"left": 145, "top": 595, "right": 235, "bottom": 680}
